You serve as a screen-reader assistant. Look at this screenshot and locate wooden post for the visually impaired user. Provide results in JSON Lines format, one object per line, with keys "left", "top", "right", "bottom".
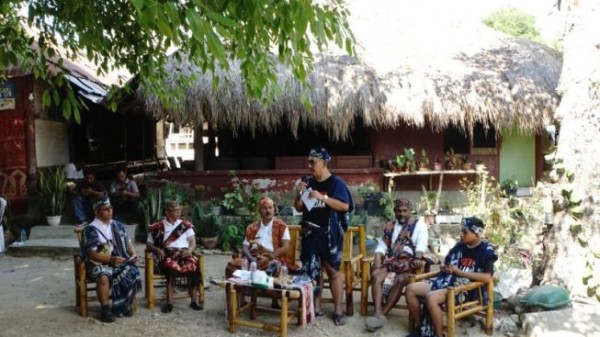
{"left": 145, "top": 251, "right": 155, "bottom": 309}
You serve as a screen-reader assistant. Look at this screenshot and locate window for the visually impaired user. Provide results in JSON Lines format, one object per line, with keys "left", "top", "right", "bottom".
{"left": 443, "top": 123, "right": 497, "bottom": 154}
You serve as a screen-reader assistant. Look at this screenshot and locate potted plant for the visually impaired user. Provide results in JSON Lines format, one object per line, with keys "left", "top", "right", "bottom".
{"left": 191, "top": 202, "right": 221, "bottom": 249}
{"left": 418, "top": 149, "right": 430, "bottom": 171}
{"left": 403, "top": 148, "right": 417, "bottom": 172}
{"left": 393, "top": 154, "right": 406, "bottom": 172}
{"left": 209, "top": 197, "right": 222, "bottom": 216}
{"left": 136, "top": 186, "right": 163, "bottom": 242}
{"left": 221, "top": 172, "right": 262, "bottom": 217}
{"left": 500, "top": 178, "right": 519, "bottom": 197}
{"left": 358, "top": 182, "right": 382, "bottom": 216}
{"left": 445, "top": 148, "right": 462, "bottom": 170}
{"left": 433, "top": 155, "right": 443, "bottom": 171}
{"left": 475, "top": 159, "right": 486, "bottom": 172}
{"left": 38, "top": 167, "right": 67, "bottom": 226}
{"left": 462, "top": 155, "right": 473, "bottom": 170}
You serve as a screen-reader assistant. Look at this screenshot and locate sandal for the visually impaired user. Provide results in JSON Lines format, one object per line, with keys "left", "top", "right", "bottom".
{"left": 333, "top": 313, "right": 347, "bottom": 326}
{"left": 314, "top": 310, "right": 325, "bottom": 317}
{"left": 365, "top": 315, "right": 387, "bottom": 331}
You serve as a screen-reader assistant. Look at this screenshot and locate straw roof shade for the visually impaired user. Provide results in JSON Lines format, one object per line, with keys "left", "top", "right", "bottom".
{"left": 138, "top": 0, "right": 562, "bottom": 140}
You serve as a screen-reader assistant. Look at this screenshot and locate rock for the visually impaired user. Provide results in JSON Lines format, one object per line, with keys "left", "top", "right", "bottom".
{"left": 495, "top": 268, "right": 533, "bottom": 299}
{"left": 496, "top": 316, "right": 518, "bottom": 334}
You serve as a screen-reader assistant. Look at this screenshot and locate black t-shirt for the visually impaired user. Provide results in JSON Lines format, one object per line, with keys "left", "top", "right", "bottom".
{"left": 302, "top": 176, "right": 334, "bottom": 227}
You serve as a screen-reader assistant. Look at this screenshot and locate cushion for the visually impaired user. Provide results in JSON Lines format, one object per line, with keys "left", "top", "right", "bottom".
{"left": 519, "top": 285, "right": 571, "bottom": 309}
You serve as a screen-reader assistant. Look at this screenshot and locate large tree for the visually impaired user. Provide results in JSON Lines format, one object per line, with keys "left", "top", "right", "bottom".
{"left": 536, "top": 0, "right": 600, "bottom": 299}
{"left": 0, "top": 0, "right": 353, "bottom": 121}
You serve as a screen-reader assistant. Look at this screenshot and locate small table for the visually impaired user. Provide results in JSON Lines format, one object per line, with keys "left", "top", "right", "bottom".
{"left": 225, "top": 280, "right": 312, "bottom": 337}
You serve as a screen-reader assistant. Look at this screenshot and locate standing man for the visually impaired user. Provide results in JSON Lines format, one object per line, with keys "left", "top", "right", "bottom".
{"left": 365, "top": 198, "right": 428, "bottom": 332}
{"left": 146, "top": 200, "right": 203, "bottom": 313}
{"left": 294, "top": 146, "right": 353, "bottom": 326}
{"left": 81, "top": 197, "right": 141, "bottom": 323}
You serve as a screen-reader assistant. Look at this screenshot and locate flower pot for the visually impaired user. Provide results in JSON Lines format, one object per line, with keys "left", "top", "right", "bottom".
{"left": 462, "top": 163, "right": 473, "bottom": 170}
{"left": 46, "top": 215, "right": 62, "bottom": 226}
{"left": 200, "top": 236, "right": 218, "bottom": 249}
{"left": 433, "top": 162, "right": 443, "bottom": 171}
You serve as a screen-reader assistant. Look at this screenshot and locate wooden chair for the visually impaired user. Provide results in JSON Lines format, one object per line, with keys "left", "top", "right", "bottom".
{"left": 359, "top": 255, "right": 427, "bottom": 316}
{"left": 144, "top": 249, "right": 205, "bottom": 309}
{"left": 74, "top": 226, "right": 138, "bottom": 317}
{"left": 408, "top": 270, "right": 495, "bottom": 337}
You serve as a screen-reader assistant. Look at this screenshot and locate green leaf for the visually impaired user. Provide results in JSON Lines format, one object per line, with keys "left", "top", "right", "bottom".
{"left": 131, "top": 0, "right": 144, "bottom": 12}
{"left": 206, "top": 9, "right": 239, "bottom": 28}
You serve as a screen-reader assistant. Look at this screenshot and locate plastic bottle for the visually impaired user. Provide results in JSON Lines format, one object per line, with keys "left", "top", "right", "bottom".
{"left": 241, "top": 257, "right": 248, "bottom": 271}
{"left": 249, "top": 259, "right": 257, "bottom": 281}
{"left": 20, "top": 229, "right": 26, "bottom": 243}
{"left": 280, "top": 263, "right": 288, "bottom": 287}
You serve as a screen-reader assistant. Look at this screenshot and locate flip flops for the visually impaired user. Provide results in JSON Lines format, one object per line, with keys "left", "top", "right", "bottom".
{"left": 333, "top": 313, "right": 347, "bottom": 326}
{"left": 365, "top": 315, "right": 387, "bottom": 331}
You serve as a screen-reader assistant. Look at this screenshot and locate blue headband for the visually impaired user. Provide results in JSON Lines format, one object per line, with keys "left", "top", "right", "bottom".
{"left": 93, "top": 197, "right": 111, "bottom": 210}
{"left": 308, "top": 147, "right": 331, "bottom": 162}
{"left": 461, "top": 217, "right": 484, "bottom": 235}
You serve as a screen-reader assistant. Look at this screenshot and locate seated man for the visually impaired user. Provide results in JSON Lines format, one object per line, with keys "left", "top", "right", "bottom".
{"left": 226, "top": 196, "right": 298, "bottom": 277}
{"left": 80, "top": 197, "right": 142, "bottom": 323}
{"left": 405, "top": 217, "right": 497, "bottom": 337}
{"left": 146, "top": 200, "right": 203, "bottom": 313}
{"left": 366, "top": 198, "right": 428, "bottom": 332}
{"left": 72, "top": 169, "right": 107, "bottom": 225}
{"left": 108, "top": 168, "right": 140, "bottom": 221}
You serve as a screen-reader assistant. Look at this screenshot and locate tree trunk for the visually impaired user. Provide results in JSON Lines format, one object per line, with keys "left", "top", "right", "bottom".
{"left": 538, "top": 0, "right": 600, "bottom": 299}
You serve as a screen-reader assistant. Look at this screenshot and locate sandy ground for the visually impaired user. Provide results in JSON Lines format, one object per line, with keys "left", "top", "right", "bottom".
{"left": 0, "top": 244, "right": 505, "bottom": 337}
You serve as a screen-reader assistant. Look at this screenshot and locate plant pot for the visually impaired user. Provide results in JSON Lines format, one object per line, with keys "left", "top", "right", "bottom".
{"left": 462, "top": 163, "right": 473, "bottom": 170}
{"left": 433, "top": 162, "right": 443, "bottom": 171}
{"left": 200, "top": 236, "right": 219, "bottom": 249}
{"left": 46, "top": 215, "right": 62, "bottom": 226}
{"left": 475, "top": 164, "right": 486, "bottom": 172}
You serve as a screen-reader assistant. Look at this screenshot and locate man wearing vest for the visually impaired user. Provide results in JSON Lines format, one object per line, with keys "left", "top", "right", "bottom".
{"left": 365, "top": 198, "right": 429, "bottom": 332}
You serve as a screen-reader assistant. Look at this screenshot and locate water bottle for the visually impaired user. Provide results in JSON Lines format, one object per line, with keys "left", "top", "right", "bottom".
{"left": 280, "top": 263, "right": 288, "bottom": 287}
{"left": 249, "top": 260, "right": 257, "bottom": 281}
{"left": 20, "top": 229, "right": 26, "bottom": 243}
{"left": 241, "top": 257, "right": 248, "bottom": 271}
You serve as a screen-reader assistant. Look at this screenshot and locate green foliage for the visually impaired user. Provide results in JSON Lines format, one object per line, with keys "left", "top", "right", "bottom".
{"left": 219, "top": 217, "right": 247, "bottom": 252}
{"left": 137, "top": 187, "right": 163, "bottom": 228}
{"left": 191, "top": 202, "right": 221, "bottom": 237}
{"left": 1, "top": 0, "right": 354, "bottom": 120}
{"left": 378, "top": 192, "right": 394, "bottom": 220}
{"left": 37, "top": 167, "right": 67, "bottom": 216}
{"left": 163, "top": 181, "right": 190, "bottom": 205}
{"left": 221, "top": 172, "right": 263, "bottom": 217}
{"left": 482, "top": 7, "right": 540, "bottom": 41}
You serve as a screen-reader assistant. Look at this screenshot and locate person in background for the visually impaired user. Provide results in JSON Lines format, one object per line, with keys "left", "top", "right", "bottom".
{"left": 404, "top": 217, "right": 497, "bottom": 337}
{"left": 80, "top": 197, "right": 141, "bottom": 323}
{"left": 72, "top": 169, "right": 106, "bottom": 226}
{"left": 365, "top": 198, "right": 428, "bottom": 332}
{"left": 293, "top": 146, "right": 353, "bottom": 326}
{"left": 146, "top": 200, "right": 203, "bottom": 313}
{"left": 109, "top": 168, "right": 140, "bottom": 221}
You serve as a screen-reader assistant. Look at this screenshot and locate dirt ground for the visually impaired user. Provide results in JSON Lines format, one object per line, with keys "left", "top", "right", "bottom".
{"left": 0, "top": 244, "right": 505, "bottom": 337}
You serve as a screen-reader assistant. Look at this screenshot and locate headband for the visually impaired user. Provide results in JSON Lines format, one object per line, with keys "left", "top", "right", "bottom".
{"left": 461, "top": 217, "right": 484, "bottom": 235}
{"left": 308, "top": 146, "right": 331, "bottom": 162}
{"left": 93, "top": 197, "right": 111, "bottom": 211}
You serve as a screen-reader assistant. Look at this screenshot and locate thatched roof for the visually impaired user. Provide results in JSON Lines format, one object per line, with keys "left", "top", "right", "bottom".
{"left": 139, "top": 0, "right": 562, "bottom": 140}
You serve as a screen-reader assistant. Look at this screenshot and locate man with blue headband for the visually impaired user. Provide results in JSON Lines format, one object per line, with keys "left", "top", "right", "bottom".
{"left": 294, "top": 146, "right": 353, "bottom": 326}
{"left": 404, "top": 216, "right": 497, "bottom": 337}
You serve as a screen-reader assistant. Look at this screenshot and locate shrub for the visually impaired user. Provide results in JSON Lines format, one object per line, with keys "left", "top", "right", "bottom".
{"left": 482, "top": 7, "right": 540, "bottom": 42}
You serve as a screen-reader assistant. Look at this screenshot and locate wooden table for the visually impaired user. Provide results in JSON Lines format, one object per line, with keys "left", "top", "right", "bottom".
{"left": 225, "top": 281, "right": 308, "bottom": 337}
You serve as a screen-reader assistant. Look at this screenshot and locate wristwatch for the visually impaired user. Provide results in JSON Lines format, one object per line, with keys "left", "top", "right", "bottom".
{"left": 323, "top": 195, "right": 329, "bottom": 202}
